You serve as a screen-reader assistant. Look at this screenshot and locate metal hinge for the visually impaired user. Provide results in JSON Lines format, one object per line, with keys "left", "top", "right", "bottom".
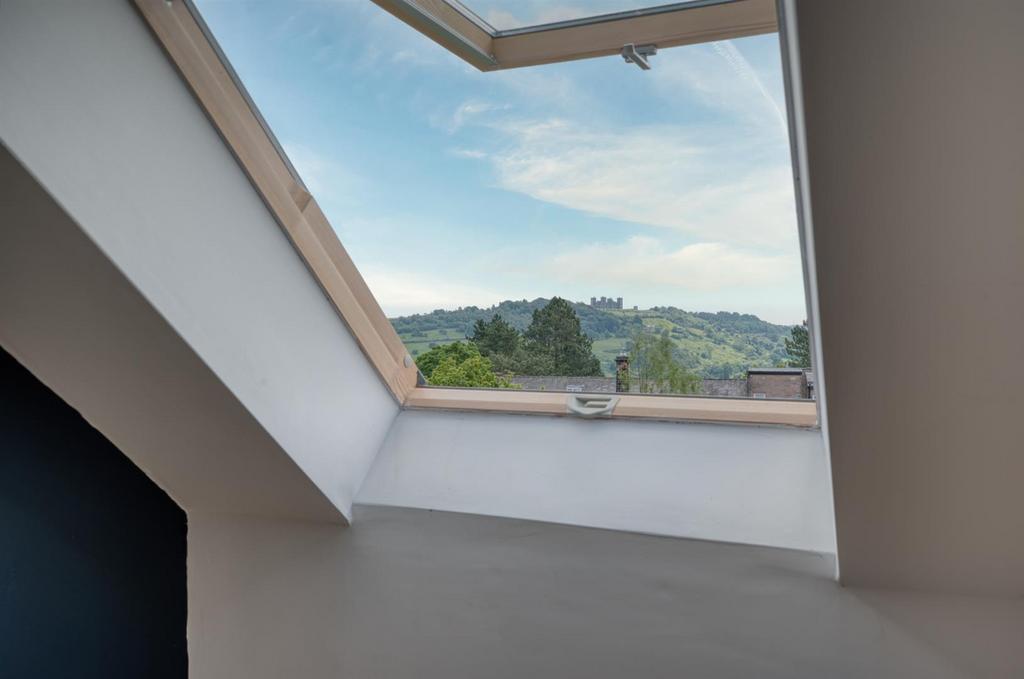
{"left": 621, "top": 43, "right": 657, "bottom": 70}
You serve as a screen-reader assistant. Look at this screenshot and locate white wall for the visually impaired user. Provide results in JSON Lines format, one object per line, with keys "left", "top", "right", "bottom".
{"left": 1, "top": 144, "right": 339, "bottom": 521}
{"left": 359, "top": 410, "right": 835, "bottom": 553}
{"left": 0, "top": 0, "right": 398, "bottom": 520}
{"left": 187, "top": 506, "right": 1024, "bottom": 679}
{"left": 794, "top": 0, "right": 1024, "bottom": 594}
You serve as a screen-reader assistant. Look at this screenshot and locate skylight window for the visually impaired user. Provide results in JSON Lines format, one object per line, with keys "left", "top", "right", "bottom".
{"left": 162, "top": 0, "right": 815, "bottom": 424}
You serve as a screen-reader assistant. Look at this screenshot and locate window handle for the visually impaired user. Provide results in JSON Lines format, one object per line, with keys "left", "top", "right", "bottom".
{"left": 566, "top": 394, "right": 619, "bottom": 419}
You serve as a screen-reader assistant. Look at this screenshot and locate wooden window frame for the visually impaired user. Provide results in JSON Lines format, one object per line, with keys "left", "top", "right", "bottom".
{"left": 133, "top": 0, "right": 817, "bottom": 428}
{"left": 370, "top": 0, "right": 777, "bottom": 71}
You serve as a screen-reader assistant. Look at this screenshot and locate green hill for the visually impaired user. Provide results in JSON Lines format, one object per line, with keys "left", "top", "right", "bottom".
{"left": 390, "top": 299, "right": 795, "bottom": 379}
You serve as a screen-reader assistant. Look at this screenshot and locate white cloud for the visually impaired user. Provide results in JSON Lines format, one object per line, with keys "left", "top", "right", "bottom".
{"left": 544, "top": 236, "right": 799, "bottom": 291}
{"left": 538, "top": 235, "right": 807, "bottom": 322}
{"left": 456, "top": 39, "right": 798, "bottom": 250}
{"left": 485, "top": 118, "right": 798, "bottom": 249}
{"left": 446, "top": 100, "right": 506, "bottom": 133}
{"left": 361, "top": 267, "right": 507, "bottom": 317}
{"left": 450, "top": 148, "right": 487, "bottom": 159}
{"left": 390, "top": 48, "right": 435, "bottom": 66}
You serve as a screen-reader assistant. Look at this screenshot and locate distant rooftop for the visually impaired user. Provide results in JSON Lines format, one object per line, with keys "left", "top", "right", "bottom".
{"left": 747, "top": 367, "right": 808, "bottom": 375}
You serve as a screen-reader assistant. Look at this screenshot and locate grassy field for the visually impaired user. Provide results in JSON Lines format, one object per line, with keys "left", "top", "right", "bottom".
{"left": 398, "top": 328, "right": 465, "bottom": 358}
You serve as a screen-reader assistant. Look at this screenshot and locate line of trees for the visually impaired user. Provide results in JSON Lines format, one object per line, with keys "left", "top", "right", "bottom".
{"left": 415, "top": 297, "right": 603, "bottom": 388}
{"left": 413, "top": 301, "right": 813, "bottom": 392}
{"left": 415, "top": 296, "right": 714, "bottom": 395}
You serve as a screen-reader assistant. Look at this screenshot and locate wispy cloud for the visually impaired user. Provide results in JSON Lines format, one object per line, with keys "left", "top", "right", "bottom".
{"left": 481, "top": 118, "right": 798, "bottom": 249}
{"left": 653, "top": 40, "right": 788, "bottom": 138}
{"left": 445, "top": 100, "right": 507, "bottom": 133}
{"left": 492, "top": 68, "right": 594, "bottom": 112}
{"left": 544, "top": 236, "right": 799, "bottom": 291}
{"left": 710, "top": 41, "right": 788, "bottom": 137}
{"left": 278, "top": 0, "right": 462, "bottom": 74}
{"left": 447, "top": 39, "right": 797, "bottom": 250}
{"left": 450, "top": 148, "right": 487, "bottom": 159}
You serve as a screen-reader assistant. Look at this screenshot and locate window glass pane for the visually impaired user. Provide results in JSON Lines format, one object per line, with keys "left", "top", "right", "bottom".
{"left": 448, "top": 0, "right": 677, "bottom": 32}
{"left": 195, "top": 0, "right": 813, "bottom": 400}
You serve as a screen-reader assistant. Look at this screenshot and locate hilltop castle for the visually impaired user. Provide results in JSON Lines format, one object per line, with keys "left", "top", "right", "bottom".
{"left": 590, "top": 296, "right": 623, "bottom": 310}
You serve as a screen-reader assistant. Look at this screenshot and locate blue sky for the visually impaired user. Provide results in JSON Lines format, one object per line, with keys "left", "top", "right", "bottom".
{"left": 196, "top": 1, "right": 806, "bottom": 324}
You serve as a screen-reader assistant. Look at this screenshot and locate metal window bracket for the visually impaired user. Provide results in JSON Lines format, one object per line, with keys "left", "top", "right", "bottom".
{"left": 566, "top": 394, "right": 620, "bottom": 418}
{"left": 621, "top": 43, "right": 657, "bottom": 70}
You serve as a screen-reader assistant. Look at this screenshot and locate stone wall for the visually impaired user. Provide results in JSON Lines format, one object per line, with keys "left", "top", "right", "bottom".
{"left": 748, "top": 373, "right": 806, "bottom": 399}
{"left": 701, "top": 379, "right": 748, "bottom": 397}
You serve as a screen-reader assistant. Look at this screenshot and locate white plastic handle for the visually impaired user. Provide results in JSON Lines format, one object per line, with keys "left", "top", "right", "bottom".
{"left": 566, "top": 394, "right": 619, "bottom": 419}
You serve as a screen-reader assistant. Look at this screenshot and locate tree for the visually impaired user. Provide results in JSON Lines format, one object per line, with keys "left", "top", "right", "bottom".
{"left": 415, "top": 341, "right": 480, "bottom": 378}
{"left": 488, "top": 345, "right": 555, "bottom": 377}
{"left": 785, "top": 321, "right": 812, "bottom": 368}
{"left": 628, "top": 329, "right": 701, "bottom": 394}
{"left": 415, "top": 341, "right": 517, "bottom": 389}
{"left": 470, "top": 314, "right": 521, "bottom": 357}
{"left": 429, "top": 355, "right": 517, "bottom": 389}
{"left": 522, "top": 297, "right": 602, "bottom": 376}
